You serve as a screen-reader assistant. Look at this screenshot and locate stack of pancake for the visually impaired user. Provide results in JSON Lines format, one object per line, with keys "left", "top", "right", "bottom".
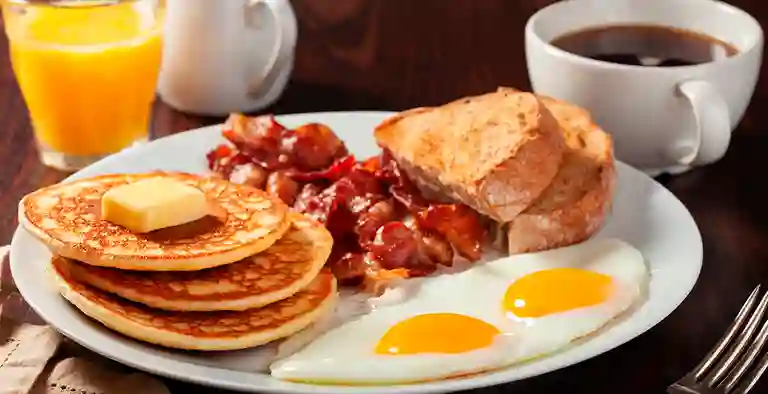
{"left": 18, "top": 172, "right": 338, "bottom": 351}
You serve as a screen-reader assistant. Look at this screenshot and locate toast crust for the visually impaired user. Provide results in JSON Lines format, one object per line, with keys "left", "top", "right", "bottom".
{"left": 500, "top": 88, "right": 616, "bottom": 254}
{"left": 374, "top": 90, "right": 565, "bottom": 222}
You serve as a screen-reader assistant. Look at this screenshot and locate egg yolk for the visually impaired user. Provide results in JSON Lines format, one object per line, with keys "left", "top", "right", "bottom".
{"left": 375, "top": 313, "right": 501, "bottom": 355}
{"left": 503, "top": 268, "right": 614, "bottom": 318}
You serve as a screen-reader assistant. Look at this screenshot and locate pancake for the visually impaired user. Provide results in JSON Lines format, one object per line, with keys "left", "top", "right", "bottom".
{"left": 51, "top": 256, "right": 338, "bottom": 351}
{"left": 57, "top": 213, "right": 333, "bottom": 311}
{"left": 19, "top": 171, "right": 290, "bottom": 271}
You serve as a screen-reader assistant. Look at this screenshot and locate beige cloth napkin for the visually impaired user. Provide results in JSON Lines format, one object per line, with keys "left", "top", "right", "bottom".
{"left": 0, "top": 246, "right": 170, "bottom": 394}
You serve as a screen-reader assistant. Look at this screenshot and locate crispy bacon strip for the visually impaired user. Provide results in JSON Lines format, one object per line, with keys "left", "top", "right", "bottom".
{"left": 377, "top": 151, "right": 487, "bottom": 261}
{"left": 206, "top": 116, "right": 489, "bottom": 291}
{"left": 288, "top": 155, "right": 356, "bottom": 183}
{"left": 417, "top": 204, "right": 486, "bottom": 261}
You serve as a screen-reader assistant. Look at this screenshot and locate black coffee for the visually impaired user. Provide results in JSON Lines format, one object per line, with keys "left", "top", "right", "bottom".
{"left": 550, "top": 24, "right": 739, "bottom": 67}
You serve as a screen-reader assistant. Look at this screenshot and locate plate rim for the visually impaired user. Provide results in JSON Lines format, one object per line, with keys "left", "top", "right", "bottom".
{"left": 10, "top": 110, "right": 704, "bottom": 394}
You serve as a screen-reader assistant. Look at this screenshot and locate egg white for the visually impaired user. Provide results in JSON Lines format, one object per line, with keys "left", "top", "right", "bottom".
{"left": 269, "top": 238, "right": 648, "bottom": 384}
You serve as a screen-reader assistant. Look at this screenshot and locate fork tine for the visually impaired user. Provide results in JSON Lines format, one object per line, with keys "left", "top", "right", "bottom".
{"left": 723, "top": 315, "right": 768, "bottom": 392}
{"left": 735, "top": 349, "right": 768, "bottom": 394}
{"left": 706, "top": 290, "right": 768, "bottom": 386}
{"left": 693, "top": 286, "right": 761, "bottom": 381}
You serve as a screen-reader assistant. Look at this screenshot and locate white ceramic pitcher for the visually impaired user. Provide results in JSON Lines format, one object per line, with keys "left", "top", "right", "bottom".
{"left": 157, "top": 0, "right": 297, "bottom": 116}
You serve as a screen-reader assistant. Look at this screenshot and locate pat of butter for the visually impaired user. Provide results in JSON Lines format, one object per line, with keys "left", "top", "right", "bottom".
{"left": 101, "top": 177, "right": 210, "bottom": 233}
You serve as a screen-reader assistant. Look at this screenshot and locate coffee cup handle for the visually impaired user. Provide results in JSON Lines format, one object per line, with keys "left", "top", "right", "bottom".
{"left": 674, "top": 80, "right": 731, "bottom": 166}
{"left": 244, "top": 0, "right": 297, "bottom": 101}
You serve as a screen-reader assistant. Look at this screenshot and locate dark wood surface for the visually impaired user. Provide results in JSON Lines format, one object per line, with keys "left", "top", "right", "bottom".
{"left": 2, "top": 1, "right": 768, "bottom": 393}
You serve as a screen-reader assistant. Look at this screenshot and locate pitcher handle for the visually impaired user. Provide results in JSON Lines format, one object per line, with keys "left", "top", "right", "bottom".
{"left": 244, "top": 0, "right": 297, "bottom": 101}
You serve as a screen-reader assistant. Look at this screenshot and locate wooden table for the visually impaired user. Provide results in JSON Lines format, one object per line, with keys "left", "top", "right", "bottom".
{"left": 2, "top": 1, "right": 768, "bottom": 393}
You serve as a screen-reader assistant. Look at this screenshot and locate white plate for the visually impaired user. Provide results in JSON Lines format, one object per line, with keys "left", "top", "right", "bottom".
{"left": 10, "top": 111, "right": 703, "bottom": 394}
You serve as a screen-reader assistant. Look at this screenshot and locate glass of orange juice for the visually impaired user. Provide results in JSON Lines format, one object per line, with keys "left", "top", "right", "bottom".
{"left": 2, "top": 0, "right": 164, "bottom": 171}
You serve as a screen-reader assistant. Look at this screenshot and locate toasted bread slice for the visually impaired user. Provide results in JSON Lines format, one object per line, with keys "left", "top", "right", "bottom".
{"left": 374, "top": 90, "right": 565, "bottom": 222}
{"left": 498, "top": 87, "right": 616, "bottom": 254}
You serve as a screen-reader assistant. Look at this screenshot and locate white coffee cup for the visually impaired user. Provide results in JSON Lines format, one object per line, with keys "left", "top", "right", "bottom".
{"left": 157, "top": 0, "right": 297, "bottom": 116}
{"left": 525, "top": 0, "right": 763, "bottom": 175}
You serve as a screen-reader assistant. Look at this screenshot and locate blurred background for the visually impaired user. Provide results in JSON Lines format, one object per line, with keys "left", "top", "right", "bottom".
{"left": 280, "top": 0, "right": 768, "bottom": 113}
{"left": 0, "top": 0, "right": 766, "bottom": 240}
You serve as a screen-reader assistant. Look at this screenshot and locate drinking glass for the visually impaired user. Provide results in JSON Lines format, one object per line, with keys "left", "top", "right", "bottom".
{"left": 2, "top": 0, "right": 164, "bottom": 171}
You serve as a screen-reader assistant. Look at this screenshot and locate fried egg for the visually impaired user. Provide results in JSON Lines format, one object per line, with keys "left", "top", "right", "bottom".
{"left": 270, "top": 238, "right": 648, "bottom": 384}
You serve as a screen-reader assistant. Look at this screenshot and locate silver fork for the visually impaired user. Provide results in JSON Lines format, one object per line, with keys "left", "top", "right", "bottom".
{"left": 669, "top": 286, "right": 768, "bottom": 394}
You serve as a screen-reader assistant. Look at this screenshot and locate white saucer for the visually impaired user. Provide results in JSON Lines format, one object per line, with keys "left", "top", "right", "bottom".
{"left": 10, "top": 111, "right": 703, "bottom": 394}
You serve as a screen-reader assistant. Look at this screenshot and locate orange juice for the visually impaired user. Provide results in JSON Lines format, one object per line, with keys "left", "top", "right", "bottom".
{"left": 3, "top": 1, "right": 163, "bottom": 159}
